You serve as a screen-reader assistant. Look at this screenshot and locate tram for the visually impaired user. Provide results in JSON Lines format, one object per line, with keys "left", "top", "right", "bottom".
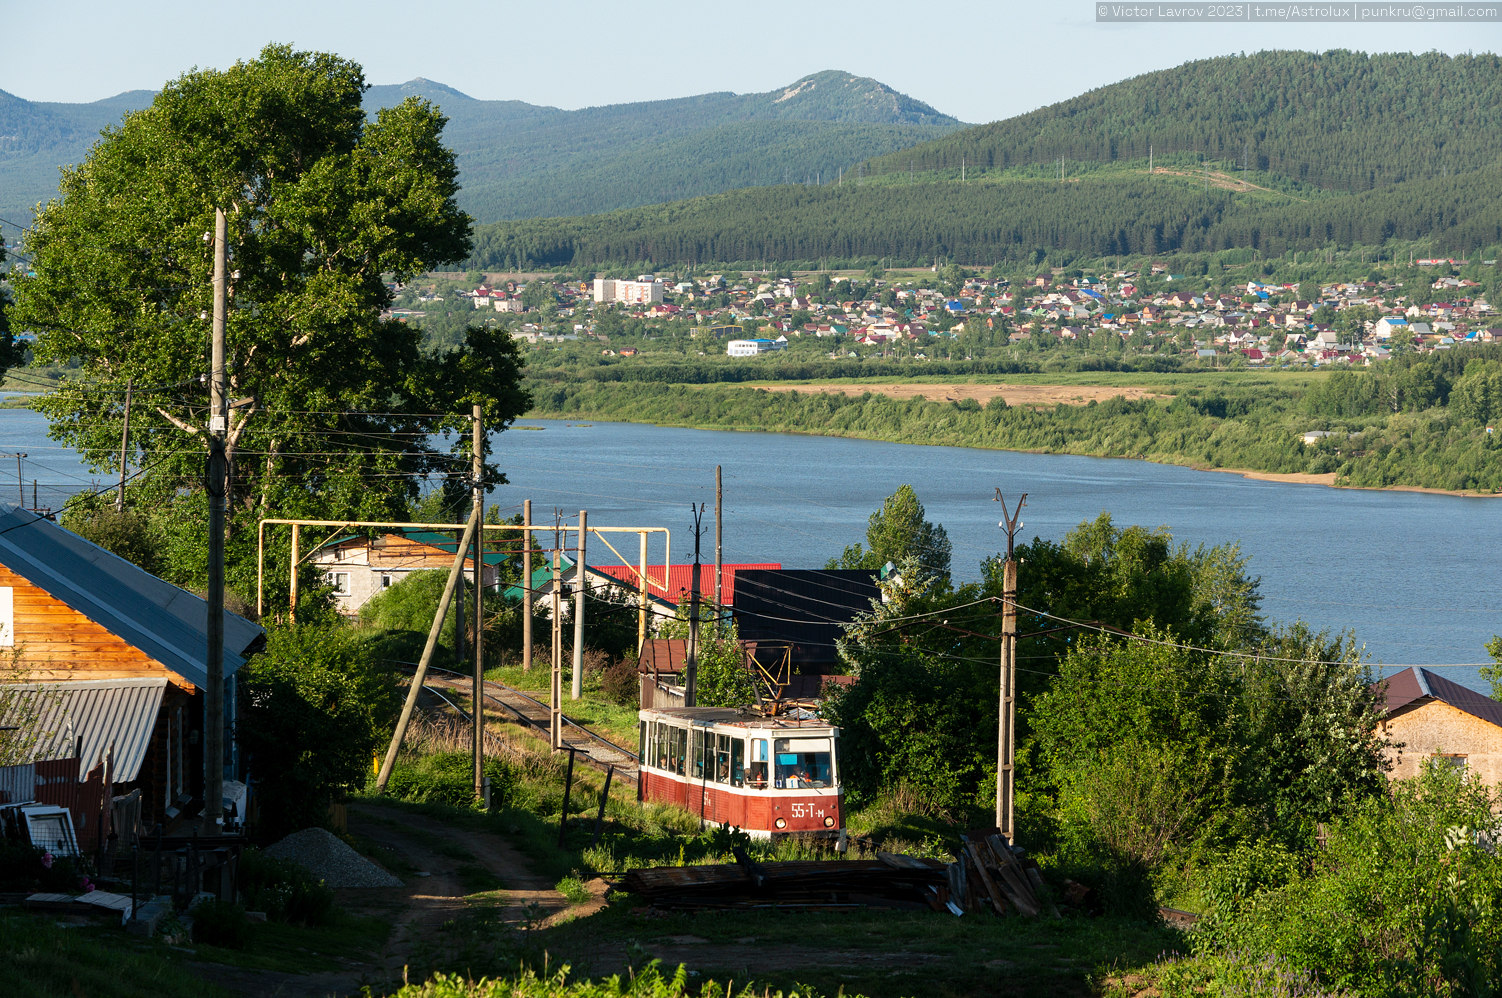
{"left": 637, "top": 706, "right": 843, "bottom": 838}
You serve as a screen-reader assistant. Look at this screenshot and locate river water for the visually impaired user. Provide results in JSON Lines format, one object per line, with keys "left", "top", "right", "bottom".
{"left": 4, "top": 406, "right": 1499, "bottom": 687}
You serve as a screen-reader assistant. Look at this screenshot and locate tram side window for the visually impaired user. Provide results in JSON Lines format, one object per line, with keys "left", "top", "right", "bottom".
{"left": 673, "top": 726, "right": 688, "bottom": 776}
{"left": 748, "top": 739, "right": 768, "bottom": 788}
{"left": 714, "top": 733, "right": 732, "bottom": 784}
{"left": 774, "top": 736, "right": 834, "bottom": 789}
{"left": 731, "top": 738, "right": 746, "bottom": 787}
{"left": 691, "top": 728, "right": 706, "bottom": 779}
{"left": 639, "top": 722, "right": 647, "bottom": 765}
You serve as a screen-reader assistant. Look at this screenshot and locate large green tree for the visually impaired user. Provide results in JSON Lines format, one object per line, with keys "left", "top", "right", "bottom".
{"left": 829, "top": 484, "right": 952, "bottom": 584}
{"left": 11, "top": 46, "right": 529, "bottom": 600}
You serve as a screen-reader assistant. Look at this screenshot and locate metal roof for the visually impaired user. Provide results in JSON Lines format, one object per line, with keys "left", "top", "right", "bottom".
{"left": 0, "top": 678, "right": 166, "bottom": 781}
{"left": 0, "top": 505, "right": 264, "bottom": 688}
{"left": 1377, "top": 667, "right": 1502, "bottom": 728}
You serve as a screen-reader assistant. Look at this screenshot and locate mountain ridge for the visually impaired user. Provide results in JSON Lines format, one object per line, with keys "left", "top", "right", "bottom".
{"left": 0, "top": 71, "right": 962, "bottom": 229}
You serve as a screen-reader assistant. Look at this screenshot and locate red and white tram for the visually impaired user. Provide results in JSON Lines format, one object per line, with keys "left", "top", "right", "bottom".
{"left": 637, "top": 706, "right": 842, "bottom": 838}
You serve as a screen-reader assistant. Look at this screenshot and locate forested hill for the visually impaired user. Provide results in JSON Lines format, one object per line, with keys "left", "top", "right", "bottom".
{"left": 466, "top": 164, "right": 1502, "bottom": 270}
{"left": 0, "top": 88, "right": 154, "bottom": 229}
{"left": 362, "top": 71, "right": 964, "bottom": 223}
{"left": 864, "top": 50, "right": 1502, "bottom": 193}
{"left": 465, "top": 51, "right": 1502, "bottom": 269}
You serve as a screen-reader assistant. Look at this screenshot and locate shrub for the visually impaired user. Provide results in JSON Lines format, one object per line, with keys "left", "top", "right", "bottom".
{"left": 191, "top": 899, "right": 252, "bottom": 949}
{"left": 387, "top": 751, "right": 513, "bottom": 809}
{"left": 238, "top": 848, "right": 335, "bottom": 926}
{"left": 238, "top": 623, "right": 401, "bottom": 840}
{"left": 598, "top": 655, "right": 640, "bottom": 707}
{"left": 1194, "top": 764, "right": 1502, "bottom": 998}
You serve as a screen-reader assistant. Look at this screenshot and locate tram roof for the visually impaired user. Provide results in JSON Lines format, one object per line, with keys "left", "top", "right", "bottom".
{"left": 640, "top": 706, "right": 837, "bottom": 731}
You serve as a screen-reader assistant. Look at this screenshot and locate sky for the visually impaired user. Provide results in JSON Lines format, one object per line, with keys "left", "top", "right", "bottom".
{"left": 5, "top": 1, "right": 1502, "bottom": 123}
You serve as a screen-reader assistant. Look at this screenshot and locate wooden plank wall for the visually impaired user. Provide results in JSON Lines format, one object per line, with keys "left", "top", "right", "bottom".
{"left": 0, "top": 566, "right": 191, "bottom": 691}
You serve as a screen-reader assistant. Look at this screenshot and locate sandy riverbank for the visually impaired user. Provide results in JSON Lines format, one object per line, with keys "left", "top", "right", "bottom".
{"left": 1214, "top": 467, "right": 1502, "bottom": 497}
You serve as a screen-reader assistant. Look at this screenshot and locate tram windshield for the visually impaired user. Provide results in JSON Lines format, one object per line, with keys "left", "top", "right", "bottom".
{"left": 773, "top": 736, "right": 834, "bottom": 789}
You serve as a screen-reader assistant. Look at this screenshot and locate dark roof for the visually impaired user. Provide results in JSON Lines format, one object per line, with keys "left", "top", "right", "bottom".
{"left": 1377, "top": 667, "right": 1502, "bottom": 728}
{"left": 639, "top": 639, "right": 689, "bottom": 675}
{"left": 0, "top": 505, "right": 264, "bottom": 687}
{"left": 732, "top": 570, "right": 878, "bottom": 668}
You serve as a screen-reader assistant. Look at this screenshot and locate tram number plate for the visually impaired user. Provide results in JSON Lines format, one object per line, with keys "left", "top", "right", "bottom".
{"left": 789, "top": 803, "right": 823, "bottom": 819}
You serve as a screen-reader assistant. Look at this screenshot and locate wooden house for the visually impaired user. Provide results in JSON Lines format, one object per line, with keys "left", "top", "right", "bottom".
{"left": 1376, "top": 667, "right": 1502, "bottom": 784}
{"left": 0, "top": 505, "right": 264, "bottom": 831}
{"left": 309, "top": 529, "right": 506, "bottom": 615}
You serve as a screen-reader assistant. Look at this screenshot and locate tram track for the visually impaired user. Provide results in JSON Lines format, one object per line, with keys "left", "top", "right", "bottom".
{"left": 395, "top": 661, "right": 639, "bottom": 784}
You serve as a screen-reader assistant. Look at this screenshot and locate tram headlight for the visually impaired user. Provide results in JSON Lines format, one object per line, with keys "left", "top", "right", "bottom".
{"left": 775, "top": 817, "right": 787, "bottom": 829}
{"left": 824, "top": 816, "right": 835, "bottom": 828}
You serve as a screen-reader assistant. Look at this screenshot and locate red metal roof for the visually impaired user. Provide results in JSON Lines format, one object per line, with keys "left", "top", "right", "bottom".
{"left": 592, "top": 563, "right": 780, "bottom": 606}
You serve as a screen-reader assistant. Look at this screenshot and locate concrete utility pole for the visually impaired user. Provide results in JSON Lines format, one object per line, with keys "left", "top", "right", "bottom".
{"left": 471, "top": 405, "right": 484, "bottom": 801}
{"left": 714, "top": 467, "right": 722, "bottom": 620}
{"left": 993, "top": 489, "right": 1027, "bottom": 843}
{"left": 572, "top": 510, "right": 586, "bottom": 700}
{"left": 522, "top": 500, "right": 533, "bottom": 671}
{"left": 203, "top": 207, "right": 228, "bottom": 837}
{"left": 116, "top": 378, "right": 133, "bottom": 511}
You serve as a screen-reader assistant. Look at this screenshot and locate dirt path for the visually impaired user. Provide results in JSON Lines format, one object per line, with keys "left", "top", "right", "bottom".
{"left": 194, "top": 801, "right": 575, "bottom": 998}
{"left": 754, "top": 381, "right": 1165, "bottom": 406}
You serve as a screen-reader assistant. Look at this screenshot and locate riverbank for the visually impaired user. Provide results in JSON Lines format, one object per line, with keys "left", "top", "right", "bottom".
{"left": 1214, "top": 467, "right": 1502, "bottom": 497}
{"left": 527, "top": 374, "right": 1502, "bottom": 495}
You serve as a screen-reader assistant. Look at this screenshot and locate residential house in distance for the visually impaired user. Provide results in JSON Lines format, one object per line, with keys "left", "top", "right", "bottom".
{"left": 1376, "top": 667, "right": 1502, "bottom": 784}
{"left": 0, "top": 505, "right": 264, "bottom": 832}
{"left": 311, "top": 530, "right": 505, "bottom": 615}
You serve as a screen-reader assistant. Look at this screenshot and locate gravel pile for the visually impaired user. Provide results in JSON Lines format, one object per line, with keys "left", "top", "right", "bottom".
{"left": 263, "top": 827, "right": 402, "bottom": 888}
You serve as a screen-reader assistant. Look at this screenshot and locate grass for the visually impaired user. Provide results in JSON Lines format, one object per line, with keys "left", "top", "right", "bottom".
{"left": 483, "top": 662, "right": 641, "bottom": 747}
{"left": 0, "top": 914, "right": 225, "bottom": 998}
{"left": 488, "top": 895, "right": 1184, "bottom": 998}
{"left": 190, "top": 910, "right": 391, "bottom": 974}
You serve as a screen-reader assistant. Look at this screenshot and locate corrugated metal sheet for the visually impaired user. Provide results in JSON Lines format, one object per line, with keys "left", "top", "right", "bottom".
{"left": 0, "top": 678, "right": 165, "bottom": 781}
{"left": 0, "top": 505, "right": 264, "bottom": 687}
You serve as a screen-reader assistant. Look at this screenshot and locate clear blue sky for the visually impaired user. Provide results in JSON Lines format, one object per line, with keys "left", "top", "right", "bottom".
{"left": 5, "top": 1, "right": 1500, "bottom": 123}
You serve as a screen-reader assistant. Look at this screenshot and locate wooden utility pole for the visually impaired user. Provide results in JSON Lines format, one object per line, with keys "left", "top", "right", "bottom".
{"left": 993, "top": 489, "right": 1027, "bottom": 843}
{"left": 686, "top": 503, "right": 705, "bottom": 707}
{"left": 572, "top": 510, "right": 586, "bottom": 700}
{"left": 376, "top": 509, "right": 481, "bottom": 792}
{"left": 471, "top": 405, "right": 484, "bottom": 800}
{"left": 550, "top": 536, "right": 563, "bottom": 750}
{"left": 522, "top": 500, "right": 533, "bottom": 671}
{"left": 714, "top": 467, "right": 722, "bottom": 619}
{"left": 203, "top": 207, "right": 228, "bottom": 837}
{"left": 115, "top": 378, "right": 133, "bottom": 511}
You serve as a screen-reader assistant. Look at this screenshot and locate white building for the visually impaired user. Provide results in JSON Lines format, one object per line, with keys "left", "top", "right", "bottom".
{"left": 727, "top": 338, "right": 785, "bottom": 357}
{"left": 593, "top": 276, "right": 665, "bottom": 304}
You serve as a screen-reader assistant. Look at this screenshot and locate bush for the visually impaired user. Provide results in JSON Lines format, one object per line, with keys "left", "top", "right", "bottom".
{"left": 238, "top": 848, "right": 335, "bottom": 926}
{"left": 238, "top": 623, "right": 401, "bottom": 840}
{"left": 1194, "top": 764, "right": 1502, "bottom": 997}
{"left": 191, "top": 899, "right": 251, "bottom": 949}
{"left": 387, "top": 751, "right": 514, "bottom": 809}
{"left": 598, "top": 655, "right": 640, "bottom": 707}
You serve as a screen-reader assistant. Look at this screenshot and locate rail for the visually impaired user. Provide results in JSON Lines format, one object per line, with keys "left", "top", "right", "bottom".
{"left": 392, "top": 661, "right": 639, "bottom": 766}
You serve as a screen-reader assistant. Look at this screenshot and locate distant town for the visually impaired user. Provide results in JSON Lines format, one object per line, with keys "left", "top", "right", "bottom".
{"left": 387, "top": 262, "right": 1498, "bottom": 367}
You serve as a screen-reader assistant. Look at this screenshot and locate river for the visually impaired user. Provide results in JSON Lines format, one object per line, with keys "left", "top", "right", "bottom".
{"left": 3, "top": 406, "right": 1498, "bottom": 687}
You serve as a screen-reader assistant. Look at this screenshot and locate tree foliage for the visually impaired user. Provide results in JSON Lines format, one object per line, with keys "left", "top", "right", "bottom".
{"left": 238, "top": 623, "right": 401, "bottom": 840}
{"left": 10, "top": 45, "right": 530, "bottom": 602}
{"left": 829, "top": 484, "right": 952, "bottom": 584}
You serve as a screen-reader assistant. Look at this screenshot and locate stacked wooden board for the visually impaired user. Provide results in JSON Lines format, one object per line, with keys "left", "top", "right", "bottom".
{"left": 619, "top": 830, "right": 1057, "bottom": 917}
